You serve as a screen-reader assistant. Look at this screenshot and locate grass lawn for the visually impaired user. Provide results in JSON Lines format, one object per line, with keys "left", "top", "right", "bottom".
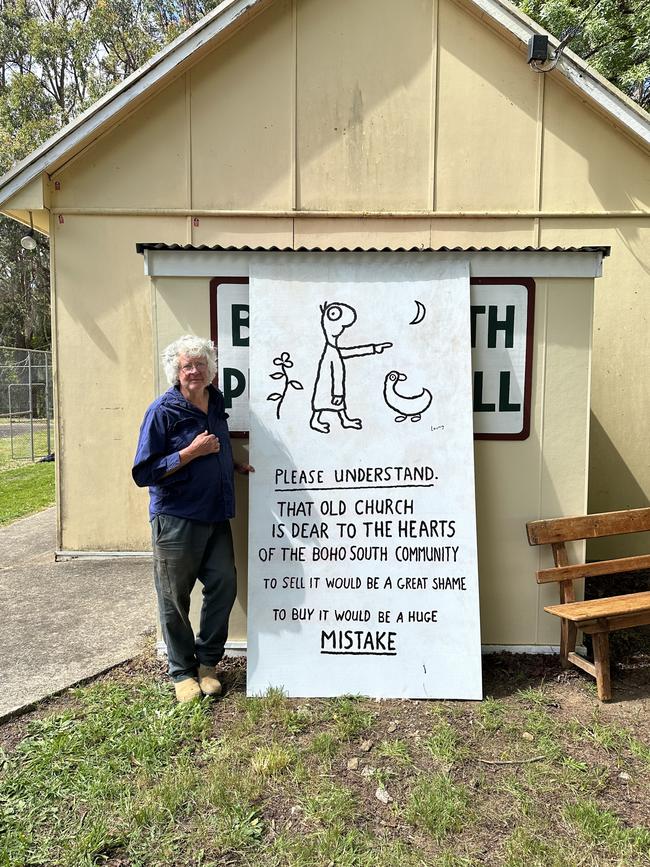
{"left": 0, "top": 462, "right": 55, "bottom": 525}
{"left": 0, "top": 426, "right": 55, "bottom": 524}
{"left": 1, "top": 652, "right": 649, "bottom": 866}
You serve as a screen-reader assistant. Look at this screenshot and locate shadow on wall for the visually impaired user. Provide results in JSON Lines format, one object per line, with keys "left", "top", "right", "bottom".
{"left": 588, "top": 411, "right": 650, "bottom": 560}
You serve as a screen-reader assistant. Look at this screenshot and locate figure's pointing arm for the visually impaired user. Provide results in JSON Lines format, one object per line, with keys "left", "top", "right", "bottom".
{"left": 340, "top": 342, "right": 392, "bottom": 359}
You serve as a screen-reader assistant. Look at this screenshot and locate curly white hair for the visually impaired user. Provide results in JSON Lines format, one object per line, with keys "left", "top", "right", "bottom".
{"left": 161, "top": 335, "right": 218, "bottom": 386}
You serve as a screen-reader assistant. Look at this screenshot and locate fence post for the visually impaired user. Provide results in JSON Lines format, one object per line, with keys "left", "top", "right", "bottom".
{"left": 28, "top": 350, "right": 35, "bottom": 461}
{"left": 9, "top": 384, "right": 15, "bottom": 459}
{"left": 45, "top": 354, "right": 51, "bottom": 455}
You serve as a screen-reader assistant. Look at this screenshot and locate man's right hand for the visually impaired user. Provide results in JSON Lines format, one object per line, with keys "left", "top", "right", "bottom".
{"left": 181, "top": 430, "right": 220, "bottom": 463}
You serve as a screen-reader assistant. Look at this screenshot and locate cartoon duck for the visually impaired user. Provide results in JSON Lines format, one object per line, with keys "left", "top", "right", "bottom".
{"left": 383, "top": 371, "right": 432, "bottom": 422}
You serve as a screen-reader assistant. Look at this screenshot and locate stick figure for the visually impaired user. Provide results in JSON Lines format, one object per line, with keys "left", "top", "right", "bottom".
{"left": 310, "top": 302, "right": 392, "bottom": 433}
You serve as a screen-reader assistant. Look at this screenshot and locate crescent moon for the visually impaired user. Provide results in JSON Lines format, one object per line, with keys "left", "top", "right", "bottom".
{"left": 409, "top": 300, "right": 426, "bottom": 325}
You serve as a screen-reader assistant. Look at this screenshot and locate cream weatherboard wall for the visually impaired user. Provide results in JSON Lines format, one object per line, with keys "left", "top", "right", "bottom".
{"left": 6, "top": 0, "right": 643, "bottom": 646}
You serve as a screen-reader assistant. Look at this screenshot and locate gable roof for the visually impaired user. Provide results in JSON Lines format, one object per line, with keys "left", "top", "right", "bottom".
{"left": 0, "top": 0, "right": 648, "bottom": 206}
{"left": 0, "top": 0, "right": 272, "bottom": 204}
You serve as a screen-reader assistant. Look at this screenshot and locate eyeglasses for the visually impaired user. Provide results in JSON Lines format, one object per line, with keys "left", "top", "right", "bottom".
{"left": 180, "top": 361, "right": 208, "bottom": 373}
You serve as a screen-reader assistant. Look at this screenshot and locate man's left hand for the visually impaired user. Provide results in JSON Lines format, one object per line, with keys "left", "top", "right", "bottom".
{"left": 235, "top": 463, "right": 255, "bottom": 475}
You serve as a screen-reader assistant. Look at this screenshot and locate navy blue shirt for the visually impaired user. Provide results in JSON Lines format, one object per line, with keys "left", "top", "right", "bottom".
{"left": 132, "top": 385, "right": 235, "bottom": 523}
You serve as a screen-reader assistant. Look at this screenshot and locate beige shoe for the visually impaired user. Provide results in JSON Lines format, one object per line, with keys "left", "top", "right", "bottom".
{"left": 174, "top": 677, "right": 202, "bottom": 703}
{"left": 198, "top": 664, "right": 222, "bottom": 696}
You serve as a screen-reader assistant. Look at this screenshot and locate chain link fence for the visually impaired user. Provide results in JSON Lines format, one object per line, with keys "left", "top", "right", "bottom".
{"left": 0, "top": 346, "right": 54, "bottom": 461}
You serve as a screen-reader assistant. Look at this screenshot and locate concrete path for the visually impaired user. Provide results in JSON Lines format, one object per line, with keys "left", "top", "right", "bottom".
{"left": 0, "top": 508, "right": 157, "bottom": 719}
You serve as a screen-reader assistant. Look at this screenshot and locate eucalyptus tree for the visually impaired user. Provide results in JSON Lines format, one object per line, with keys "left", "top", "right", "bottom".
{"left": 0, "top": 0, "right": 219, "bottom": 349}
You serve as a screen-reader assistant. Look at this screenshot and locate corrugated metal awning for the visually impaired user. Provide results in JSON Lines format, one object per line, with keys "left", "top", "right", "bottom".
{"left": 137, "top": 244, "right": 610, "bottom": 280}
{"left": 136, "top": 243, "right": 611, "bottom": 255}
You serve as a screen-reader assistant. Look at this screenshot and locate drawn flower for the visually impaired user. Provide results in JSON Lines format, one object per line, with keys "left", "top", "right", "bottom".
{"left": 273, "top": 352, "right": 293, "bottom": 369}
{"left": 268, "top": 351, "right": 303, "bottom": 419}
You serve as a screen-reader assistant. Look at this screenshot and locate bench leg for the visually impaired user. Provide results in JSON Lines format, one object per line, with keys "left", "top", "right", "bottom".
{"left": 592, "top": 632, "right": 612, "bottom": 701}
{"left": 560, "top": 619, "right": 577, "bottom": 668}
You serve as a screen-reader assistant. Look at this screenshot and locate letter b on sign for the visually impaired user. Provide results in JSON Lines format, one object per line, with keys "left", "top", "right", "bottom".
{"left": 232, "top": 304, "right": 249, "bottom": 347}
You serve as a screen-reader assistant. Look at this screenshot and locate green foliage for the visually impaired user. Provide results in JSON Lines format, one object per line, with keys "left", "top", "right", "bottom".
{"left": 0, "top": 0, "right": 223, "bottom": 350}
{"left": 515, "top": 0, "right": 650, "bottom": 109}
{"left": 0, "top": 218, "right": 50, "bottom": 349}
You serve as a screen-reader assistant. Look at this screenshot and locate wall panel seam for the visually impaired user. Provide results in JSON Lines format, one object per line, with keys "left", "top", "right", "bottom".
{"left": 430, "top": 0, "right": 440, "bottom": 217}
{"left": 533, "top": 73, "right": 545, "bottom": 246}
{"left": 291, "top": 0, "right": 298, "bottom": 213}
{"left": 186, "top": 71, "right": 193, "bottom": 243}
{"left": 535, "top": 280, "right": 549, "bottom": 644}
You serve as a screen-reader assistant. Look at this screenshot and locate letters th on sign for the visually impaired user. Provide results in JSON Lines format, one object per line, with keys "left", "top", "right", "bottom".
{"left": 210, "top": 276, "right": 534, "bottom": 439}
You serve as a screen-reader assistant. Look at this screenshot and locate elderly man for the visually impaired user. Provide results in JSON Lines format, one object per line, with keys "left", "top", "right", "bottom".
{"left": 133, "top": 335, "right": 252, "bottom": 702}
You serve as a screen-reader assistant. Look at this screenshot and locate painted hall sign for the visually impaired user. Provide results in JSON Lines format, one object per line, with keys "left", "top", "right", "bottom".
{"left": 211, "top": 275, "right": 534, "bottom": 440}
{"left": 245, "top": 253, "right": 482, "bottom": 699}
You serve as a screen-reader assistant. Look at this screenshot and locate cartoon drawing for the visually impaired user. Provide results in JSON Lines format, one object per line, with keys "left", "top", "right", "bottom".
{"left": 310, "top": 302, "right": 392, "bottom": 433}
{"left": 410, "top": 300, "right": 427, "bottom": 325}
{"left": 267, "top": 351, "right": 303, "bottom": 420}
{"left": 383, "top": 371, "right": 432, "bottom": 422}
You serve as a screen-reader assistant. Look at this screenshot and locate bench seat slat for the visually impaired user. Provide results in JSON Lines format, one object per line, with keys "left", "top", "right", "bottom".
{"left": 527, "top": 507, "right": 650, "bottom": 545}
{"left": 544, "top": 591, "right": 650, "bottom": 623}
{"left": 581, "top": 611, "right": 650, "bottom": 634}
{"left": 537, "top": 554, "right": 650, "bottom": 584}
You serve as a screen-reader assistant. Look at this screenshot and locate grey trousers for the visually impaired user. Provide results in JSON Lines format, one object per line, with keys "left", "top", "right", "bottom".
{"left": 151, "top": 514, "right": 237, "bottom": 682}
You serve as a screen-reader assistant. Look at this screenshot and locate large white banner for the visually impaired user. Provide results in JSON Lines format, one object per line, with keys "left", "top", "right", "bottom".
{"left": 247, "top": 253, "right": 482, "bottom": 699}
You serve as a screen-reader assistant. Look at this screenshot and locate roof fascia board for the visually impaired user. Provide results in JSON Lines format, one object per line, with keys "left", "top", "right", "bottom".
{"left": 464, "top": 0, "right": 650, "bottom": 149}
{"left": 143, "top": 249, "right": 605, "bottom": 279}
{"left": 0, "top": 0, "right": 271, "bottom": 205}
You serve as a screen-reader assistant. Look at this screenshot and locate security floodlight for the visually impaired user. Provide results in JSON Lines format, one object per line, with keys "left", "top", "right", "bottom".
{"left": 527, "top": 35, "right": 549, "bottom": 64}
{"left": 20, "top": 231, "right": 37, "bottom": 251}
{"left": 20, "top": 211, "right": 37, "bottom": 251}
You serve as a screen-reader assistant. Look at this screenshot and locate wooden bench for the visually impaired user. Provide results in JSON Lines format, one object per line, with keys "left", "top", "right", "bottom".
{"left": 526, "top": 508, "right": 650, "bottom": 701}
